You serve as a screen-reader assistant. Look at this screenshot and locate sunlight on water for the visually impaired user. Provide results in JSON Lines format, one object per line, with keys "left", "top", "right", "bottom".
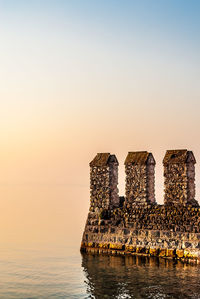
{"left": 81, "top": 254, "right": 200, "bottom": 299}
{"left": 0, "top": 186, "right": 199, "bottom": 298}
{"left": 0, "top": 245, "right": 199, "bottom": 298}
{"left": 0, "top": 245, "right": 87, "bottom": 298}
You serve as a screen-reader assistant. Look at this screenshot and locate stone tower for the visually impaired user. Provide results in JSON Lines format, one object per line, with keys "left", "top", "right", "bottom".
{"left": 89, "top": 153, "right": 119, "bottom": 213}
{"left": 124, "top": 151, "right": 156, "bottom": 207}
{"left": 163, "top": 149, "right": 198, "bottom": 206}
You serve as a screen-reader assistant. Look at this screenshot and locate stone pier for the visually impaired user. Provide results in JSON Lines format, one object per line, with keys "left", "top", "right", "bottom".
{"left": 81, "top": 150, "right": 200, "bottom": 262}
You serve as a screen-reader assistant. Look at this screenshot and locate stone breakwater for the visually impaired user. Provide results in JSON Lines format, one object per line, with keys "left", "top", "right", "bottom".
{"left": 81, "top": 150, "right": 200, "bottom": 262}
{"left": 81, "top": 204, "right": 200, "bottom": 262}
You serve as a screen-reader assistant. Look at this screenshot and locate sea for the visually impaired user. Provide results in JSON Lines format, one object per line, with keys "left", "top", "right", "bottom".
{"left": 0, "top": 185, "right": 199, "bottom": 298}
{"left": 0, "top": 245, "right": 199, "bottom": 298}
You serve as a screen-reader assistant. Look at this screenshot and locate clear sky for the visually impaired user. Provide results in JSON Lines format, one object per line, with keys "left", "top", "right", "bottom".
{"left": 0, "top": 0, "right": 200, "bottom": 246}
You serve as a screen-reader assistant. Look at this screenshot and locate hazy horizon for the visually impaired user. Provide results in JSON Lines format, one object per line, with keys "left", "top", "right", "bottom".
{"left": 0, "top": 0, "right": 200, "bottom": 248}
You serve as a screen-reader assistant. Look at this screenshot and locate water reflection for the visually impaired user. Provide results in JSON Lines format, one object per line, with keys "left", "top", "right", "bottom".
{"left": 81, "top": 253, "right": 200, "bottom": 299}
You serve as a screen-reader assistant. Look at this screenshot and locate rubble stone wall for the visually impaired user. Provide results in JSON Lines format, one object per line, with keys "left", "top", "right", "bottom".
{"left": 146, "top": 163, "right": 155, "bottom": 203}
{"left": 81, "top": 227, "right": 200, "bottom": 261}
{"left": 90, "top": 166, "right": 110, "bottom": 212}
{"left": 187, "top": 162, "right": 195, "bottom": 202}
{"left": 83, "top": 150, "right": 200, "bottom": 262}
{"left": 164, "top": 162, "right": 198, "bottom": 206}
{"left": 164, "top": 163, "right": 187, "bottom": 205}
{"left": 81, "top": 205, "right": 200, "bottom": 261}
{"left": 125, "top": 164, "right": 155, "bottom": 206}
{"left": 109, "top": 162, "right": 119, "bottom": 209}
{"left": 90, "top": 159, "right": 119, "bottom": 212}
{"left": 125, "top": 165, "right": 147, "bottom": 207}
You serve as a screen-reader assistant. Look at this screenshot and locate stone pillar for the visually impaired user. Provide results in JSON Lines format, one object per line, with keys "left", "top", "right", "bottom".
{"left": 124, "top": 151, "right": 156, "bottom": 207}
{"left": 163, "top": 149, "right": 198, "bottom": 206}
{"left": 89, "top": 153, "right": 119, "bottom": 213}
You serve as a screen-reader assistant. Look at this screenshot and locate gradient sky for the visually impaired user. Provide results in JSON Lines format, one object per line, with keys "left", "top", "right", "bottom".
{"left": 0, "top": 0, "right": 200, "bottom": 247}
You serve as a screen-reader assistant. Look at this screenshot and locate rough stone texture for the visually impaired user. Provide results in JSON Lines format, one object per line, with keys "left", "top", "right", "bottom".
{"left": 81, "top": 205, "right": 200, "bottom": 261}
{"left": 82, "top": 150, "right": 200, "bottom": 262}
{"left": 163, "top": 150, "right": 198, "bottom": 206}
{"left": 89, "top": 153, "right": 119, "bottom": 213}
{"left": 125, "top": 151, "right": 155, "bottom": 206}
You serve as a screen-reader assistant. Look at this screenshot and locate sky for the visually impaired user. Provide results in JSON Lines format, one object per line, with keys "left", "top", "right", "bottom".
{"left": 0, "top": 0, "right": 200, "bottom": 247}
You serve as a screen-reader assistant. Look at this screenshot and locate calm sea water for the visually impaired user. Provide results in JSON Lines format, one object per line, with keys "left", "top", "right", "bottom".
{"left": 0, "top": 245, "right": 199, "bottom": 298}
{"left": 0, "top": 187, "right": 199, "bottom": 298}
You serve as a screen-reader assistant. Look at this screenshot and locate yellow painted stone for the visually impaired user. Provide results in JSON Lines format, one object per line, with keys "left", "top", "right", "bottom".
{"left": 159, "top": 249, "right": 166, "bottom": 257}
{"left": 176, "top": 249, "right": 184, "bottom": 258}
{"left": 125, "top": 245, "right": 136, "bottom": 252}
{"left": 184, "top": 250, "right": 197, "bottom": 259}
{"left": 145, "top": 248, "right": 150, "bottom": 254}
{"left": 87, "top": 242, "right": 94, "bottom": 248}
{"left": 136, "top": 247, "right": 142, "bottom": 253}
{"left": 110, "top": 243, "right": 123, "bottom": 250}
{"left": 136, "top": 247, "right": 146, "bottom": 254}
{"left": 98, "top": 243, "right": 109, "bottom": 249}
{"left": 166, "top": 249, "right": 176, "bottom": 258}
{"left": 150, "top": 248, "right": 159, "bottom": 256}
